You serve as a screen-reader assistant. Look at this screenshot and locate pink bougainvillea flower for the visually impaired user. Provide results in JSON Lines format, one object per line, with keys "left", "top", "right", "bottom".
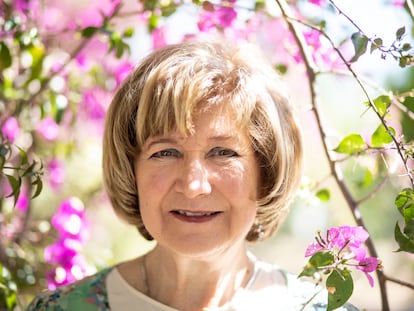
{"left": 36, "top": 117, "right": 59, "bottom": 141}
{"left": 305, "top": 226, "right": 380, "bottom": 286}
{"left": 14, "top": 0, "right": 39, "bottom": 15}
{"left": 305, "top": 226, "right": 370, "bottom": 258}
{"left": 44, "top": 239, "right": 80, "bottom": 265}
{"left": 152, "top": 26, "right": 168, "bottom": 50}
{"left": 1, "top": 117, "right": 20, "bottom": 143}
{"left": 47, "top": 158, "right": 66, "bottom": 190}
{"left": 357, "top": 257, "right": 380, "bottom": 287}
{"left": 197, "top": 1, "right": 237, "bottom": 32}
{"left": 45, "top": 240, "right": 88, "bottom": 290}
{"left": 51, "top": 197, "right": 88, "bottom": 241}
{"left": 45, "top": 197, "right": 90, "bottom": 289}
{"left": 81, "top": 87, "right": 111, "bottom": 121}
{"left": 309, "top": 0, "right": 326, "bottom": 6}
{"left": 392, "top": 0, "right": 405, "bottom": 6}
{"left": 16, "top": 190, "right": 29, "bottom": 213}
{"left": 290, "top": 29, "right": 341, "bottom": 69}
{"left": 112, "top": 61, "right": 134, "bottom": 87}
{"left": 40, "top": 0, "right": 120, "bottom": 32}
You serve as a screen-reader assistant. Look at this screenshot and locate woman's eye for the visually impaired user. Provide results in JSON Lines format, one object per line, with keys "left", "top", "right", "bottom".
{"left": 150, "top": 149, "right": 181, "bottom": 159}
{"left": 208, "top": 147, "right": 239, "bottom": 158}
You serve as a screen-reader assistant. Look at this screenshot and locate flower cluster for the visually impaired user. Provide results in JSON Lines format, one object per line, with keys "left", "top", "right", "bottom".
{"left": 197, "top": 0, "right": 237, "bottom": 32}
{"left": 44, "top": 197, "right": 90, "bottom": 290}
{"left": 304, "top": 226, "right": 381, "bottom": 287}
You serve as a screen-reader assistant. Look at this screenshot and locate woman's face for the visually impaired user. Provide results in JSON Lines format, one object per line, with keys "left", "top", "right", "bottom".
{"left": 134, "top": 105, "right": 260, "bottom": 258}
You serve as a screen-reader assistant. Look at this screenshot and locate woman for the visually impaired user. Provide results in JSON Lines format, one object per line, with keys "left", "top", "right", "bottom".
{"left": 27, "top": 41, "right": 358, "bottom": 310}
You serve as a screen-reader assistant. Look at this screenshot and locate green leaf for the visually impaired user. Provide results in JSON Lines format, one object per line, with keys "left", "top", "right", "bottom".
{"left": 299, "top": 251, "right": 335, "bottom": 278}
{"left": 0, "top": 42, "right": 12, "bottom": 70}
{"left": 5, "top": 174, "right": 21, "bottom": 206}
{"left": 395, "top": 188, "right": 414, "bottom": 222}
{"left": 394, "top": 222, "right": 414, "bottom": 253}
{"left": 17, "top": 146, "right": 28, "bottom": 166}
{"left": 0, "top": 264, "right": 17, "bottom": 310}
{"left": 333, "top": 134, "right": 366, "bottom": 155}
{"left": 316, "top": 188, "right": 331, "bottom": 202}
{"left": 123, "top": 28, "right": 134, "bottom": 38}
{"left": 402, "top": 96, "right": 414, "bottom": 113}
{"left": 350, "top": 32, "right": 368, "bottom": 62}
{"left": 275, "top": 64, "right": 288, "bottom": 75}
{"left": 371, "top": 124, "right": 395, "bottom": 148}
{"left": 148, "top": 13, "right": 159, "bottom": 32}
{"left": 369, "top": 95, "right": 391, "bottom": 117}
{"left": 326, "top": 269, "right": 354, "bottom": 311}
{"left": 310, "top": 251, "right": 335, "bottom": 267}
{"left": 401, "top": 43, "right": 411, "bottom": 51}
{"left": 370, "top": 38, "right": 383, "bottom": 54}
{"left": 27, "top": 44, "right": 45, "bottom": 81}
{"left": 396, "top": 26, "right": 406, "bottom": 40}
{"left": 81, "top": 26, "right": 99, "bottom": 38}
{"left": 31, "top": 178, "right": 43, "bottom": 199}
{"left": 404, "top": 220, "right": 414, "bottom": 240}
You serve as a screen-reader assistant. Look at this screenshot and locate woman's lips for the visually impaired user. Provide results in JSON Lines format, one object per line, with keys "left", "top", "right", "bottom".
{"left": 171, "top": 210, "right": 221, "bottom": 223}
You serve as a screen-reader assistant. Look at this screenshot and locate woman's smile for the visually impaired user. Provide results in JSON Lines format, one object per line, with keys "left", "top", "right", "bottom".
{"left": 170, "top": 209, "right": 223, "bottom": 223}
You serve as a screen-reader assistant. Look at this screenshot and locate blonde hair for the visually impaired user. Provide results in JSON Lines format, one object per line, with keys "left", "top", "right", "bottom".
{"left": 103, "top": 40, "right": 303, "bottom": 242}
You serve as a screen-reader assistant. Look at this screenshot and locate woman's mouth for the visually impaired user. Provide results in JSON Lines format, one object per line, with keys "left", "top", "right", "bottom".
{"left": 171, "top": 210, "right": 221, "bottom": 223}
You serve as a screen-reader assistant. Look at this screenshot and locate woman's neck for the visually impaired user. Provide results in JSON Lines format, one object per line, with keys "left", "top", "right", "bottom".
{"left": 143, "top": 244, "right": 255, "bottom": 311}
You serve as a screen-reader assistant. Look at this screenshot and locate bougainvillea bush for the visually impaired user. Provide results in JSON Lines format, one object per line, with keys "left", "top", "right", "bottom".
{"left": 0, "top": 0, "right": 413, "bottom": 310}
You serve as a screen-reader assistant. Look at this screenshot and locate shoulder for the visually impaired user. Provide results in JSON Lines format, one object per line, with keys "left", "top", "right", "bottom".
{"left": 26, "top": 267, "right": 113, "bottom": 311}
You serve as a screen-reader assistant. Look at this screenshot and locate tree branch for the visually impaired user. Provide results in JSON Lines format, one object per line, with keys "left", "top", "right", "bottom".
{"left": 274, "top": 0, "right": 392, "bottom": 310}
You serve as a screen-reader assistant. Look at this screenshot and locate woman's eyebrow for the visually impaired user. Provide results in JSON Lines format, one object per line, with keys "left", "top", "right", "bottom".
{"left": 146, "top": 137, "right": 179, "bottom": 149}
{"left": 207, "top": 135, "right": 237, "bottom": 143}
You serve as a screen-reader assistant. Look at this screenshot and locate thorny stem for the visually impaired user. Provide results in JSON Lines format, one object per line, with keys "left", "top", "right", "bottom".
{"left": 274, "top": 0, "right": 392, "bottom": 310}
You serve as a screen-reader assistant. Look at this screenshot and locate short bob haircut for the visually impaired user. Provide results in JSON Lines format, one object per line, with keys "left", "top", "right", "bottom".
{"left": 103, "top": 40, "right": 303, "bottom": 242}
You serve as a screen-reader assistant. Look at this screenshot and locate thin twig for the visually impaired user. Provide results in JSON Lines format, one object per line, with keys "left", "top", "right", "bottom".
{"left": 355, "top": 175, "right": 389, "bottom": 205}
{"left": 385, "top": 274, "right": 414, "bottom": 290}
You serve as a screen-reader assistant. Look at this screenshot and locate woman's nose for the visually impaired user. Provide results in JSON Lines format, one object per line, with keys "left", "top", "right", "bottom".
{"left": 175, "top": 158, "right": 212, "bottom": 198}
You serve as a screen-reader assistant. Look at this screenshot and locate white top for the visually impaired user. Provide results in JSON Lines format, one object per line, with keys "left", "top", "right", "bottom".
{"left": 106, "top": 257, "right": 358, "bottom": 311}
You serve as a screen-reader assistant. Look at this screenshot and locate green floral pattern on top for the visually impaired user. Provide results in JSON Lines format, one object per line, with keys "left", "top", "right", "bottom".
{"left": 26, "top": 267, "right": 112, "bottom": 311}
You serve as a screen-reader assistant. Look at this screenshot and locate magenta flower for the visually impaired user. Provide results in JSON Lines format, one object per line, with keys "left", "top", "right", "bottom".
{"left": 110, "top": 61, "right": 134, "bottom": 87}
{"left": 309, "top": 0, "right": 326, "bottom": 6}
{"left": 305, "top": 226, "right": 369, "bottom": 259}
{"left": 47, "top": 158, "right": 66, "bottom": 190}
{"left": 392, "top": 0, "right": 405, "bottom": 6}
{"left": 81, "top": 88, "right": 110, "bottom": 121}
{"left": 197, "top": 1, "right": 237, "bottom": 32}
{"left": 357, "top": 257, "right": 381, "bottom": 287}
{"left": 152, "top": 26, "right": 168, "bottom": 50}
{"left": 305, "top": 226, "right": 380, "bottom": 287}
{"left": 1, "top": 117, "right": 20, "bottom": 143}
{"left": 36, "top": 117, "right": 59, "bottom": 141}
{"left": 44, "top": 239, "right": 80, "bottom": 265}
{"left": 44, "top": 197, "right": 90, "bottom": 289}
{"left": 14, "top": 0, "right": 39, "bottom": 15}
{"left": 51, "top": 197, "right": 88, "bottom": 241}
{"left": 45, "top": 242, "right": 88, "bottom": 290}
{"left": 16, "top": 190, "right": 29, "bottom": 213}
